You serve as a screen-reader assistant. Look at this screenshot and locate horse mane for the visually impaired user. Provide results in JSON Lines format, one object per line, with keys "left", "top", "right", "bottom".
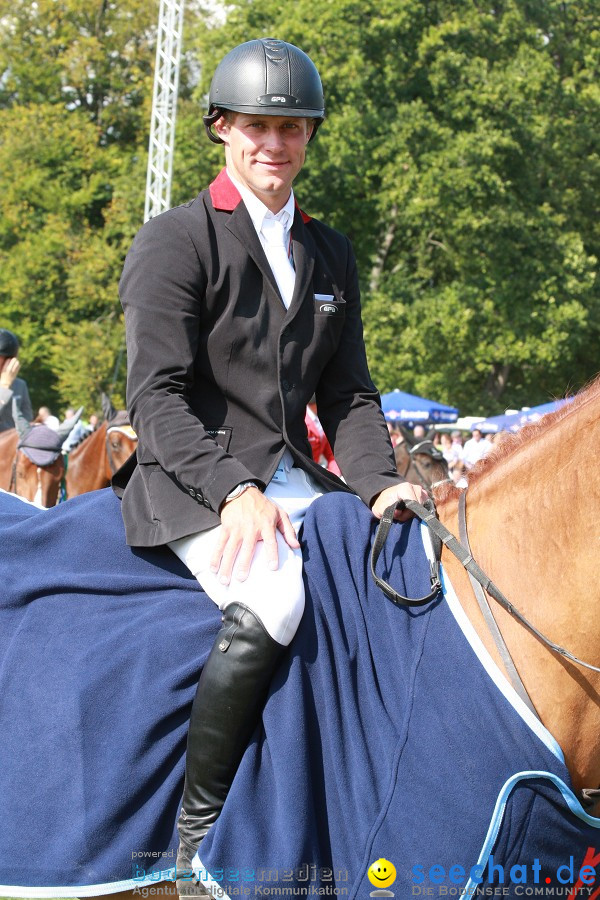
{"left": 434, "top": 375, "right": 600, "bottom": 505}
{"left": 67, "top": 431, "right": 92, "bottom": 454}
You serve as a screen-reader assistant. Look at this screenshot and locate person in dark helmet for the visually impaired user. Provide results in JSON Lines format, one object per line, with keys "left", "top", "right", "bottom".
{"left": 115, "top": 37, "right": 426, "bottom": 895}
{"left": 0, "top": 328, "right": 33, "bottom": 434}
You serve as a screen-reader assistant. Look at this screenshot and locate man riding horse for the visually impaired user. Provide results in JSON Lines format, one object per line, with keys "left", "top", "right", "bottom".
{"left": 114, "top": 37, "right": 427, "bottom": 896}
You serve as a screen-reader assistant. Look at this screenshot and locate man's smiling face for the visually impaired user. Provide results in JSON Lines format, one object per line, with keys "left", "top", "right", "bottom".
{"left": 215, "top": 112, "right": 313, "bottom": 213}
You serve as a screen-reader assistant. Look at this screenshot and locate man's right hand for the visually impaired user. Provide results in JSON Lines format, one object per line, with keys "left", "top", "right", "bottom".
{"left": 210, "top": 487, "right": 300, "bottom": 585}
{"left": 0, "top": 357, "right": 20, "bottom": 389}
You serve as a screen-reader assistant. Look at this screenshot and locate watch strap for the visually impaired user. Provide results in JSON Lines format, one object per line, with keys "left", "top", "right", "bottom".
{"left": 224, "top": 480, "right": 259, "bottom": 503}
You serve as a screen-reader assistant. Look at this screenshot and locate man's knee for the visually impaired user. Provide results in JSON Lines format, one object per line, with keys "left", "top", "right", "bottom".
{"left": 248, "top": 565, "right": 305, "bottom": 646}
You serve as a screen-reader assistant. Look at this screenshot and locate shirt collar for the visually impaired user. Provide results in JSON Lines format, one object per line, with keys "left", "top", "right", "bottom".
{"left": 226, "top": 169, "right": 295, "bottom": 237}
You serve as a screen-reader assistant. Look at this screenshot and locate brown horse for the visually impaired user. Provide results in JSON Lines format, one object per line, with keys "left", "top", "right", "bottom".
{"left": 0, "top": 427, "right": 64, "bottom": 507}
{"left": 433, "top": 378, "right": 600, "bottom": 809}
{"left": 394, "top": 427, "right": 450, "bottom": 494}
{"left": 66, "top": 397, "right": 137, "bottom": 497}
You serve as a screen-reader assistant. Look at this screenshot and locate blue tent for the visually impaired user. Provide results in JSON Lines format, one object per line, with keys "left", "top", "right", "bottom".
{"left": 476, "top": 397, "right": 572, "bottom": 433}
{"left": 380, "top": 389, "right": 459, "bottom": 423}
{"left": 519, "top": 397, "right": 573, "bottom": 424}
{"left": 475, "top": 412, "right": 521, "bottom": 434}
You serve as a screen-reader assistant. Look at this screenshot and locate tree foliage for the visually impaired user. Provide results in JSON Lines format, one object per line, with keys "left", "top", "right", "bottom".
{"left": 0, "top": 0, "right": 157, "bottom": 411}
{"left": 0, "top": 0, "right": 598, "bottom": 417}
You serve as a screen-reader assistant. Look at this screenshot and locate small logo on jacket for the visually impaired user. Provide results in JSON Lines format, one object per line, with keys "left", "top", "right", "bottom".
{"left": 319, "top": 303, "right": 338, "bottom": 314}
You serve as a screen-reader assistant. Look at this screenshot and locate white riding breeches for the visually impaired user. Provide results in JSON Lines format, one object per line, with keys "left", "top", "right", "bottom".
{"left": 168, "top": 454, "right": 324, "bottom": 646}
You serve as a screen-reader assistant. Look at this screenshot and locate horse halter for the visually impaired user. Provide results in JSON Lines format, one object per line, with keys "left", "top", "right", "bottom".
{"left": 371, "top": 493, "right": 600, "bottom": 680}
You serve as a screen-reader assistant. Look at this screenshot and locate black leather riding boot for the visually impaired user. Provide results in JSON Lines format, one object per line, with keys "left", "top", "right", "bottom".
{"left": 176, "top": 602, "right": 285, "bottom": 895}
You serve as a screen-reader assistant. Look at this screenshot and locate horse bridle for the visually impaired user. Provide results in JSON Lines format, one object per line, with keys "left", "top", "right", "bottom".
{"left": 397, "top": 440, "right": 451, "bottom": 492}
{"left": 105, "top": 429, "right": 120, "bottom": 476}
{"left": 371, "top": 492, "right": 600, "bottom": 682}
{"left": 8, "top": 454, "right": 18, "bottom": 495}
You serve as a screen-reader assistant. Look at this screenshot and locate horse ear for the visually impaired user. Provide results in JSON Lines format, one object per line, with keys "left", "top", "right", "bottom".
{"left": 101, "top": 393, "right": 116, "bottom": 422}
{"left": 426, "top": 427, "right": 437, "bottom": 442}
{"left": 55, "top": 406, "right": 84, "bottom": 442}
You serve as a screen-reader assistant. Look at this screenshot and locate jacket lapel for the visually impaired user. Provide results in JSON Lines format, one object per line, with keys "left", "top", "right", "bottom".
{"left": 210, "top": 168, "right": 279, "bottom": 296}
{"left": 285, "top": 209, "right": 315, "bottom": 319}
{"left": 226, "top": 202, "right": 281, "bottom": 299}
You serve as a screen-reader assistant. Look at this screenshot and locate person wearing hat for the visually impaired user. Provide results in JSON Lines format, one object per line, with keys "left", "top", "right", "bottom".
{"left": 115, "top": 38, "right": 426, "bottom": 892}
{"left": 0, "top": 329, "right": 33, "bottom": 434}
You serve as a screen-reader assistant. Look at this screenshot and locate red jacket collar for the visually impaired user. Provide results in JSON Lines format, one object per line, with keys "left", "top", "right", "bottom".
{"left": 209, "top": 168, "right": 311, "bottom": 224}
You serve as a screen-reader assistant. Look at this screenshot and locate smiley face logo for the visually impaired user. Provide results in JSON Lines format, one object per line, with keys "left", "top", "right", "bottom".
{"left": 367, "top": 858, "right": 396, "bottom": 889}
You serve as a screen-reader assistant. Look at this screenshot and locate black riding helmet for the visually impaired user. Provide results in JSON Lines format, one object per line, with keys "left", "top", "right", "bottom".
{"left": 204, "top": 38, "right": 325, "bottom": 144}
{"left": 0, "top": 328, "right": 19, "bottom": 358}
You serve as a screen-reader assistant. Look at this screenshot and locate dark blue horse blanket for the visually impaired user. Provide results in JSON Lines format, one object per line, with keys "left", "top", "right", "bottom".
{"left": 0, "top": 488, "right": 598, "bottom": 899}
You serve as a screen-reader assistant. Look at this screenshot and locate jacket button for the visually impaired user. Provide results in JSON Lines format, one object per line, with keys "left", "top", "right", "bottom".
{"left": 282, "top": 379, "right": 290, "bottom": 391}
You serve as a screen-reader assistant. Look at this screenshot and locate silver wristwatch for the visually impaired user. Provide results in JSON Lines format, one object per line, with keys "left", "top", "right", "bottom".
{"left": 224, "top": 481, "right": 259, "bottom": 503}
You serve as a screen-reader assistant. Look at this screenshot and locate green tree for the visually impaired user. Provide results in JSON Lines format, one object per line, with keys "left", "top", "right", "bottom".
{"left": 0, "top": 0, "right": 158, "bottom": 412}
{"left": 0, "top": 100, "right": 143, "bottom": 411}
{"left": 0, "top": 0, "right": 159, "bottom": 144}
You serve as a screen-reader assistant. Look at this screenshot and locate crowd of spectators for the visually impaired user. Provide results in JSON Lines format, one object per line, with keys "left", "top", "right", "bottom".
{"left": 386, "top": 420, "right": 509, "bottom": 489}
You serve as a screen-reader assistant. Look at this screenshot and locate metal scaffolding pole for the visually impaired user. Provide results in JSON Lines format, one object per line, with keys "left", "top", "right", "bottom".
{"left": 144, "top": 0, "right": 185, "bottom": 222}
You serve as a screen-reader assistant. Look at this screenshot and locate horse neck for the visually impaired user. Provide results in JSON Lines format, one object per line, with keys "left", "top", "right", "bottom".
{"left": 0, "top": 430, "right": 18, "bottom": 491}
{"left": 436, "top": 397, "right": 600, "bottom": 795}
{"left": 67, "top": 424, "right": 110, "bottom": 494}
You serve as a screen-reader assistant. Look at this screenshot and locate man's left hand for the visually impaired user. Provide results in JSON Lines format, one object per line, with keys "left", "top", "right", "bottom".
{"left": 370, "top": 482, "right": 428, "bottom": 523}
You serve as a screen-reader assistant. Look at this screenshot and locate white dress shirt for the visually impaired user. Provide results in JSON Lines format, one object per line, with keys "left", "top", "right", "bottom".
{"left": 227, "top": 170, "right": 296, "bottom": 308}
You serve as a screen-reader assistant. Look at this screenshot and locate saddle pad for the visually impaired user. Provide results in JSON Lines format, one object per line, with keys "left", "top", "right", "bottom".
{"left": 0, "top": 488, "right": 220, "bottom": 894}
{"left": 0, "top": 489, "right": 598, "bottom": 897}
{"left": 198, "top": 493, "right": 600, "bottom": 899}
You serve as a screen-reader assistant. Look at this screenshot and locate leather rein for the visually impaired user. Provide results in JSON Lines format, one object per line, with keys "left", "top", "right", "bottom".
{"left": 370, "top": 492, "right": 600, "bottom": 696}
